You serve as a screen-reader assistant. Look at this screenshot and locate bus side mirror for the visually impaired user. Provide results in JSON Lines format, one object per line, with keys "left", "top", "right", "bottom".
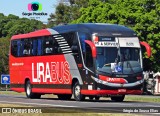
{"left": 85, "top": 40, "right": 97, "bottom": 58}
{"left": 140, "top": 41, "right": 151, "bottom": 58}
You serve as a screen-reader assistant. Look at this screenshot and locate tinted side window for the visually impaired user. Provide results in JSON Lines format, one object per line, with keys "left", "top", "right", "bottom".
{"left": 11, "top": 40, "right": 22, "bottom": 57}
{"left": 11, "top": 36, "right": 64, "bottom": 57}
{"left": 85, "top": 44, "right": 93, "bottom": 68}
{"left": 43, "top": 36, "right": 62, "bottom": 55}
{"left": 22, "top": 39, "right": 32, "bottom": 56}
{"left": 79, "top": 32, "right": 91, "bottom": 53}
{"left": 11, "top": 40, "right": 18, "bottom": 57}
{"left": 62, "top": 33, "right": 81, "bottom": 63}
{"left": 37, "top": 39, "right": 43, "bottom": 55}
{"left": 63, "top": 33, "right": 75, "bottom": 46}
{"left": 32, "top": 39, "right": 38, "bottom": 56}
{"left": 62, "top": 33, "right": 78, "bottom": 54}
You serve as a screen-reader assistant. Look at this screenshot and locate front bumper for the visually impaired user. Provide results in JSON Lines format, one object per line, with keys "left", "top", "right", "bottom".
{"left": 91, "top": 76, "right": 144, "bottom": 88}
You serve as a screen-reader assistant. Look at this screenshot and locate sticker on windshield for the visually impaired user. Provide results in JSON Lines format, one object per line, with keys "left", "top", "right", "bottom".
{"left": 115, "top": 65, "right": 122, "bottom": 72}
{"left": 94, "top": 42, "right": 118, "bottom": 47}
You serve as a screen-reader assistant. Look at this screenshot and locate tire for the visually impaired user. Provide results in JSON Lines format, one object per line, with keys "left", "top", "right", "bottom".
{"left": 73, "top": 82, "right": 85, "bottom": 101}
{"left": 151, "top": 85, "right": 155, "bottom": 95}
{"left": 57, "top": 94, "right": 72, "bottom": 100}
{"left": 111, "top": 95, "right": 125, "bottom": 102}
{"left": 95, "top": 96, "right": 100, "bottom": 101}
{"left": 89, "top": 96, "right": 94, "bottom": 100}
{"left": 25, "top": 80, "right": 41, "bottom": 99}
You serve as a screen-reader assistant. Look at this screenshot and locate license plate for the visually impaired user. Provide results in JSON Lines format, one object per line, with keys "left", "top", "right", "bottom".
{"left": 118, "top": 89, "right": 126, "bottom": 92}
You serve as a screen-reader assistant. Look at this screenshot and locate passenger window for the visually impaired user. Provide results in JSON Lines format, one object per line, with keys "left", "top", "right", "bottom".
{"left": 63, "top": 32, "right": 81, "bottom": 63}
{"left": 43, "top": 36, "right": 53, "bottom": 55}
{"left": 17, "top": 40, "right": 22, "bottom": 57}
{"left": 53, "top": 39, "right": 61, "bottom": 54}
{"left": 11, "top": 40, "right": 18, "bottom": 57}
{"left": 42, "top": 36, "right": 62, "bottom": 55}
{"left": 37, "top": 39, "right": 43, "bottom": 56}
{"left": 32, "top": 39, "right": 37, "bottom": 56}
{"left": 23, "top": 39, "right": 32, "bottom": 56}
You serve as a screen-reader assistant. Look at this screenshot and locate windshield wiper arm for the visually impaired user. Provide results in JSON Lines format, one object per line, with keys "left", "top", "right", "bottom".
{"left": 127, "top": 61, "right": 134, "bottom": 74}
{"left": 97, "top": 69, "right": 112, "bottom": 76}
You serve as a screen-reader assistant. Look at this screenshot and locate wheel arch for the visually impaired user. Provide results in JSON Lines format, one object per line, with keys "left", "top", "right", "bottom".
{"left": 72, "top": 78, "right": 78, "bottom": 90}
{"left": 24, "top": 78, "right": 30, "bottom": 89}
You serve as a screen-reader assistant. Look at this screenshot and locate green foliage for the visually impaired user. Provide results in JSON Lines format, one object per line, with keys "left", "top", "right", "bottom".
{"left": 47, "top": 0, "right": 89, "bottom": 27}
{"left": 0, "top": 37, "right": 10, "bottom": 75}
{"left": 0, "top": 14, "right": 43, "bottom": 75}
{"left": 73, "top": 0, "right": 160, "bottom": 71}
{"left": 48, "top": 0, "right": 160, "bottom": 71}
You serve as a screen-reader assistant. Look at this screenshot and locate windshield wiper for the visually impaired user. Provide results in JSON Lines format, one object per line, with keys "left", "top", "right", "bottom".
{"left": 96, "top": 69, "right": 112, "bottom": 76}
{"left": 126, "top": 61, "right": 135, "bottom": 74}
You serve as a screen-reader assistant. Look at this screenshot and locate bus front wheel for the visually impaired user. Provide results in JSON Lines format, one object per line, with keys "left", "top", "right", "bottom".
{"left": 25, "top": 80, "right": 41, "bottom": 99}
{"left": 111, "top": 95, "right": 125, "bottom": 102}
{"left": 73, "top": 82, "right": 85, "bottom": 101}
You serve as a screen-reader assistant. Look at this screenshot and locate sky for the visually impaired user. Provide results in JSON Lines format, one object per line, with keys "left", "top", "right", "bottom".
{"left": 0, "top": 0, "right": 59, "bottom": 23}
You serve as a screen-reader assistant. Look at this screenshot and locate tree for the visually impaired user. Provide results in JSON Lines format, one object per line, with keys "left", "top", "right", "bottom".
{"left": 0, "top": 13, "right": 44, "bottom": 75}
{"left": 73, "top": 0, "right": 160, "bottom": 71}
{"left": 47, "top": 0, "right": 89, "bottom": 27}
{"left": 0, "top": 37, "right": 9, "bottom": 74}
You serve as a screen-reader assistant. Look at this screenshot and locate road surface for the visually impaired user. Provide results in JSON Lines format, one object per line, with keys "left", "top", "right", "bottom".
{"left": 0, "top": 94, "right": 159, "bottom": 115}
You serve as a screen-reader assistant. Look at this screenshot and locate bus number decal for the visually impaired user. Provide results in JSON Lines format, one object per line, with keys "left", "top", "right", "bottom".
{"left": 32, "top": 61, "right": 71, "bottom": 84}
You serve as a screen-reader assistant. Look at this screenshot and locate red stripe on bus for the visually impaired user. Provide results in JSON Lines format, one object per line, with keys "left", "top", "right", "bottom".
{"left": 11, "top": 29, "right": 51, "bottom": 40}
{"left": 11, "top": 88, "right": 25, "bottom": 92}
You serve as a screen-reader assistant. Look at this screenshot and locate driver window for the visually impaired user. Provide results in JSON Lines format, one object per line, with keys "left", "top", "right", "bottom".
{"left": 79, "top": 32, "right": 93, "bottom": 70}
{"left": 85, "top": 44, "right": 93, "bottom": 68}
{"left": 96, "top": 48, "right": 104, "bottom": 68}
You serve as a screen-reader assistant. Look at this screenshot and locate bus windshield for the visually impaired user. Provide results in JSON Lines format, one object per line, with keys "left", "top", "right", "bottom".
{"left": 96, "top": 47, "right": 142, "bottom": 74}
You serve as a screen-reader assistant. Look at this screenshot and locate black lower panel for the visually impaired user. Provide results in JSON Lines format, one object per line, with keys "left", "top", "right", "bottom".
{"left": 11, "top": 84, "right": 71, "bottom": 89}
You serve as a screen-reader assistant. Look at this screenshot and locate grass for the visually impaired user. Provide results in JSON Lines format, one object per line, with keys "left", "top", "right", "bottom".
{"left": 0, "top": 91, "right": 25, "bottom": 95}
{"left": 125, "top": 95, "right": 160, "bottom": 102}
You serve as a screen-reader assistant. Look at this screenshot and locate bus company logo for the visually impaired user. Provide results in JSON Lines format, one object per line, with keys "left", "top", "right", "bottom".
{"left": 32, "top": 61, "right": 71, "bottom": 84}
{"left": 28, "top": 2, "right": 42, "bottom": 11}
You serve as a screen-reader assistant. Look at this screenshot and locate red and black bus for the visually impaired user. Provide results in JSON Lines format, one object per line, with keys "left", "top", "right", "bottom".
{"left": 9, "top": 23, "right": 151, "bottom": 101}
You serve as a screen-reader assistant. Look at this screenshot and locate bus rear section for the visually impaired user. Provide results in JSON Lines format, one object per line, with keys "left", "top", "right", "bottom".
{"left": 9, "top": 23, "right": 151, "bottom": 102}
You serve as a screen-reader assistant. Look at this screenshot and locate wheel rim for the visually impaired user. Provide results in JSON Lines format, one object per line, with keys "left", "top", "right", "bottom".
{"left": 75, "top": 85, "right": 80, "bottom": 97}
{"left": 26, "top": 83, "right": 31, "bottom": 95}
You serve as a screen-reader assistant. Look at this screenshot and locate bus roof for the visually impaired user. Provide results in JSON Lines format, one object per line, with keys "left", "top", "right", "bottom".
{"left": 52, "top": 23, "right": 137, "bottom": 37}
{"left": 11, "top": 23, "right": 137, "bottom": 40}
{"left": 11, "top": 29, "right": 52, "bottom": 40}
